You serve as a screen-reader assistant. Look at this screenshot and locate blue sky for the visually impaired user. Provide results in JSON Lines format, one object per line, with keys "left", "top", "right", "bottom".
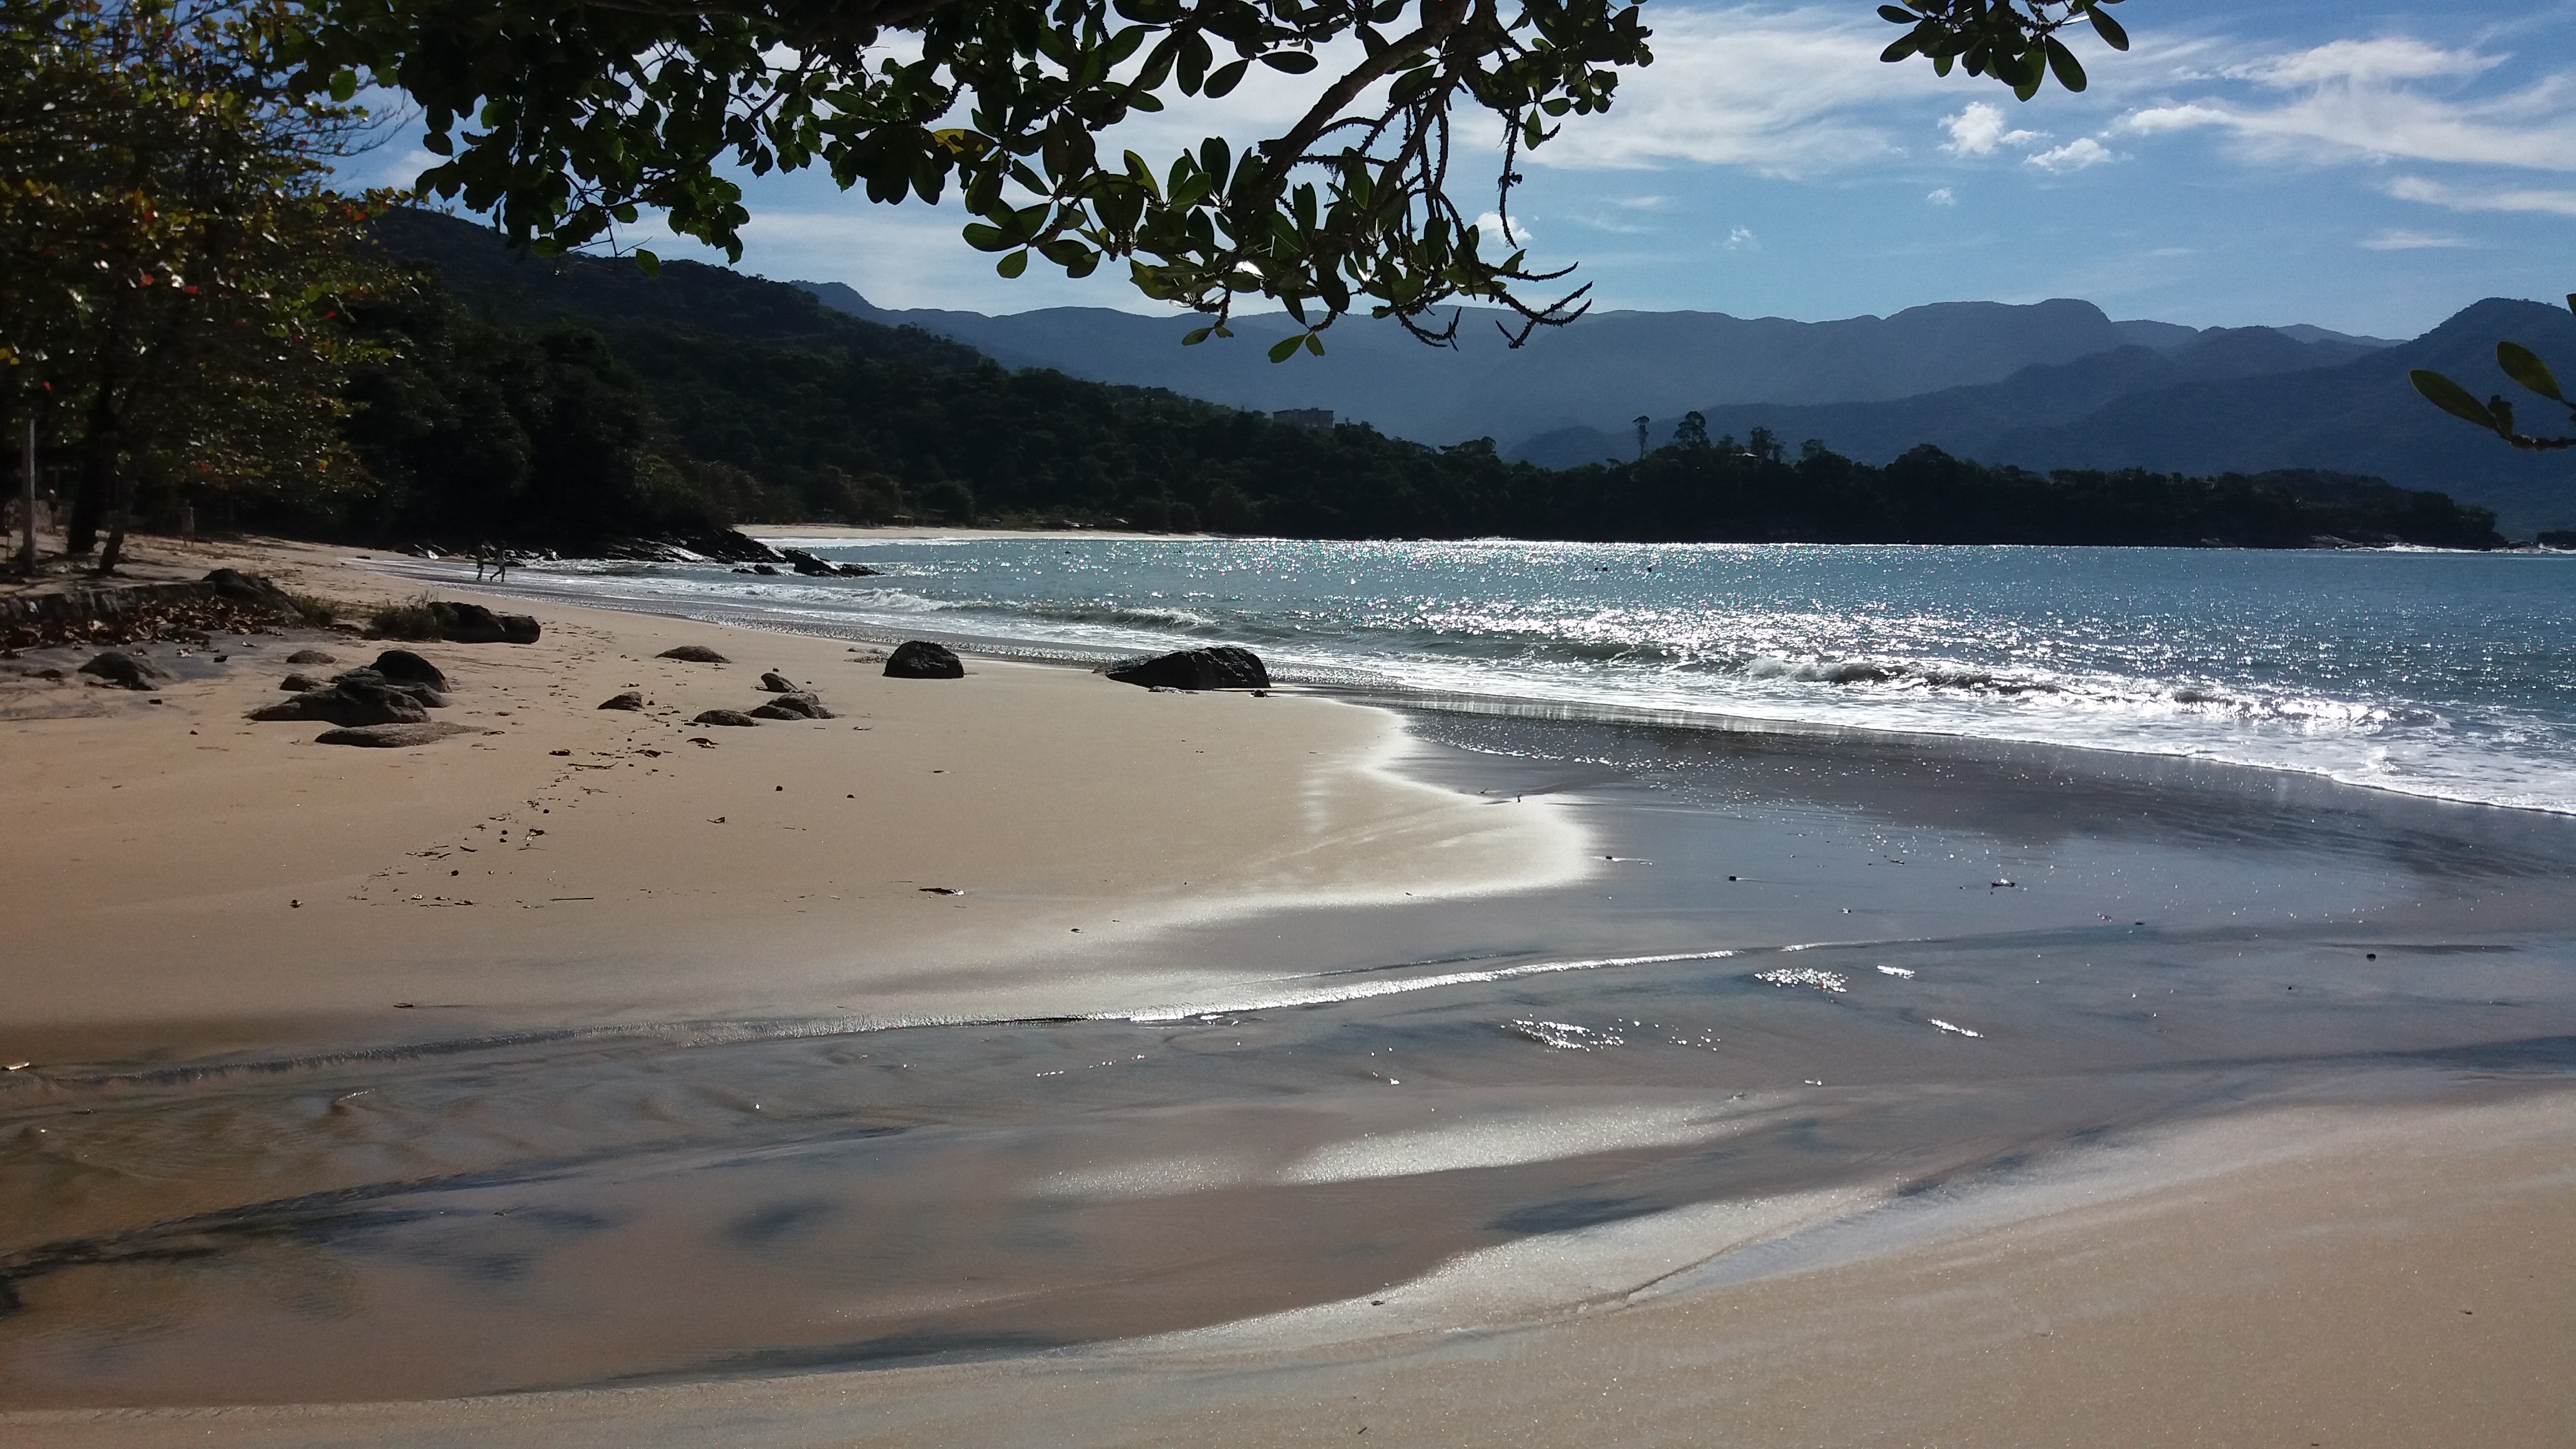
{"left": 362, "top": 0, "right": 2576, "bottom": 336}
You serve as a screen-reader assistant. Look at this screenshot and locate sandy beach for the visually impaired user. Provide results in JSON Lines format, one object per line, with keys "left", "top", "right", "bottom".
{"left": 0, "top": 535, "right": 1579, "bottom": 1066}
{"left": 3, "top": 533, "right": 2571, "bottom": 1444}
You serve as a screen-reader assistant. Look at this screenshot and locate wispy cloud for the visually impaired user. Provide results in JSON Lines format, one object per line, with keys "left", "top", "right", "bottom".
{"left": 1722, "top": 225, "right": 1760, "bottom": 250}
{"left": 2388, "top": 173, "right": 2576, "bottom": 216}
{"left": 2119, "top": 36, "right": 2576, "bottom": 171}
{"left": 1533, "top": 6, "right": 1951, "bottom": 173}
{"left": 1926, "top": 186, "right": 1956, "bottom": 205}
{"left": 2361, "top": 228, "right": 2474, "bottom": 250}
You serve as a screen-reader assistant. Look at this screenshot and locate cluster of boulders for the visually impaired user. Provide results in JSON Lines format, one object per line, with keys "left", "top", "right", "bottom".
{"left": 651, "top": 649, "right": 840, "bottom": 726}
{"left": 250, "top": 649, "right": 453, "bottom": 726}
{"left": 728, "top": 549, "right": 881, "bottom": 578}
{"left": 781, "top": 549, "right": 882, "bottom": 578}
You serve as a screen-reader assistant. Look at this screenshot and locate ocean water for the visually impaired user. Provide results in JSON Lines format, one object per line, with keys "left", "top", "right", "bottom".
{"left": 456, "top": 539, "right": 2576, "bottom": 814}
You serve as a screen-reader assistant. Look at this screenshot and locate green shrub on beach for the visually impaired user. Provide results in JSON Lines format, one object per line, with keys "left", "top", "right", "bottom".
{"left": 368, "top": 596, "right": 444, "bottom": 640}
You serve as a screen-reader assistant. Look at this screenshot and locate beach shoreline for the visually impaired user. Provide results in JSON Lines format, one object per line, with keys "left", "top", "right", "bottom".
{"left": 4, "top": 532, "right": 2572, "bottom": 1442}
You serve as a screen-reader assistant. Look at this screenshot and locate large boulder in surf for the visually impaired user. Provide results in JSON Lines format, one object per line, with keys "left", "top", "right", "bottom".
{"left": 691, "top": 708, "right": 761, "bottom": 726}
{"left": 1104, "top": 646, "right": 1269, "bottom": 691}
{"left": 884, "top": 640, "right": 964, "bottom": 679}
{"left": 658, "top": 645, "right": 729, "bottom": 663}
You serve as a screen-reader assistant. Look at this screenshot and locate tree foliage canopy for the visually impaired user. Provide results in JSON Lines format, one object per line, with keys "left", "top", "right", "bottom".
{"left": 1, "top": 0, "right": 398, "bottom": 564}
{"left": 295, "top": 0, "right": 2128, "bottom": 349}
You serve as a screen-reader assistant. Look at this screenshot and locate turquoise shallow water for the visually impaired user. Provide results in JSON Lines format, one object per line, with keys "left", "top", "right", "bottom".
{"left": 463, "top": 540, "right": 2576, "bottom": 813}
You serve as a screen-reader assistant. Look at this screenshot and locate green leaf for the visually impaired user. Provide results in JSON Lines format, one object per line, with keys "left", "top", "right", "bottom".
{"left": 2411, "top": 369, "right": 2502, "bottom": 431}
{"left": 2089, "top": 9, "right": 2130, "bottom": 51}
{"left": 329, "top": 68, "right": 358, "bottom": 103}
{"left": 632, "top": 248, "right": 660, "bottom": 276}
{"left": 1266, "top": 333, "right": 1303, "bottom": 363}
{"left": 1260, "top": 51, "right": 1319, "bottom": 74}
{"left": 961, "top": 222, "right": 1013, "bottom": 251}
{"left": 1304, "top": 332, "right": 1324, "bottom": 357}
{"left": 1204, "top": 59, "right": 1251, "bottom": 98}
{"left": 1880, "top": 34, "right": 1920, "bottom": 63}
{"left": 2497, "top": 342, "right": 2565, "bottom": 401}
{"left": 2044, "top": 38, "right": 2086, "bottom": 92}
{"left": 1875, "top": 5, "right": 1915, "bottom": 21}
{"left": 997, "top": 249, "right": 1030, "bottom": 278}
{"left": 1183, "top": 326, "right": 1214, "bottom": 345}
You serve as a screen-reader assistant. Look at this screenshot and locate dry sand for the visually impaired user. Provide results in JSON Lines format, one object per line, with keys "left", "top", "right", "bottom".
{"left": 0, "top": 537, "right": 1581, "bottom": 1066}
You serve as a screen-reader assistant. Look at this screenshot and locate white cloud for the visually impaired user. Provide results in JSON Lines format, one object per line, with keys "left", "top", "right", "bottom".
{"left": 1722, "top": 226, "right": 1760, "bottom": 250}
{"left": 1533, "top": 6, "right": 1953, "bottom": 173}
{"left": 1926, "top": 186, "right": 1956, "bottom": 205}
{"left": 1941, "top": 102, "right": 2041, "bottom": 157}
{"left": 2388, "top": 173, "right": 2576, "bottom": 217}
{"left": 1475, "top": 210, "right": 1535, "bottom": 247}
{"left": 2227, "top": 37, "right": 2501, "bottom": 89}
{"left": 2360, "top": 228, "right": 2474, "bottom": 250}
{"left": 2026, "top": 137, "right": 2114, "bottom": 172}
{"left": 2115, "top": 37, "right": 2576, "bottom": 171}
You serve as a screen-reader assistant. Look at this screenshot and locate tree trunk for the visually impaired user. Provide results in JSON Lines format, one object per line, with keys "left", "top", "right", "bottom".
{"left": 64, "top": 392, "right": 120, "bottom": 556}
{"left": 97, "top": 469, "right": 132, "bottom": 573}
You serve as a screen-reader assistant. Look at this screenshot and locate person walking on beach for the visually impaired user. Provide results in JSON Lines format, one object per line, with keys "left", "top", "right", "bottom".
{"left": 473, "top": 542, "right": 492, "bottom": 580}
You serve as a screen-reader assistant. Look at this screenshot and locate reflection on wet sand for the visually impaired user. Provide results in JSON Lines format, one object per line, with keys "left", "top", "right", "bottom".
{"left": 5, "top": 708, "right": 2575, "bottom": 1407}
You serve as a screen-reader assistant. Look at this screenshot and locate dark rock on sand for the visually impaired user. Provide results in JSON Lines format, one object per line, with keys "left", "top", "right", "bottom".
{"left": 285, "top": 648, "right": 337, "bottom": 665}
{"left": 884, "top": 640, "right": 964, "bottom": 679}
{"left": 202, "top": 568, "right": 299, "bottom": 616}
{"left": 250, "top": 680, "right": 429, "bottom": 726}
{"left": 78, "top": 650, "right": 171, "bottom": 690}
{"left": 692, "top": 708, "right": 761, "bottom": 726}
{"left": 421, "top": 600, "right": 541, "bottom": 645}
{"left": 748, "top": 692, "right": 833, "bottom": 720}
{"left": 758, "top": 671, "right": 799, "bottom": 693}
{"left": 280, "top": 673, "right": 325, "bottom": 691}
{"left": 369, "top": 649, "right": 449, "bottom": 691}
{"left": 315, "top": 721, "right": 484, "bottom": 748}
{"left": 1105, "top": 646, "right": 1270, "bottom": 691}
{"left": 598, "top": 691, "right": 646, "bottom": 711}
{"left": 332, "top": 668, "right": 447, "bottom": 708}
{"left": 660, "top": 645, "right": 730, "bottom": 663}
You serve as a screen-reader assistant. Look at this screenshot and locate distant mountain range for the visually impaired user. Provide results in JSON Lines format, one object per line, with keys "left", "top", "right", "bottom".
{"left": 798, "top": 282, "right": 2575, "bottom": 534}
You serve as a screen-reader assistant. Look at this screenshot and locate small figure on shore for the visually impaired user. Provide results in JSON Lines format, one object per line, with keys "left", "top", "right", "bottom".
{"left": 472, "top": 543, "right": 492, "bottom": 581}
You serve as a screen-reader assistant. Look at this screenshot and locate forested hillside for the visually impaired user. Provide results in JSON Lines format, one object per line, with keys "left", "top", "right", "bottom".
{"left": 278, "top": 210, "right": 2503, "bottom": 553}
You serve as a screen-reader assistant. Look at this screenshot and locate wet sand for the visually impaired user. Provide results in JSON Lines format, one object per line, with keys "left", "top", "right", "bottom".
{"left": 4, "top": 537, "right": 2573, "bottom": 1442}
